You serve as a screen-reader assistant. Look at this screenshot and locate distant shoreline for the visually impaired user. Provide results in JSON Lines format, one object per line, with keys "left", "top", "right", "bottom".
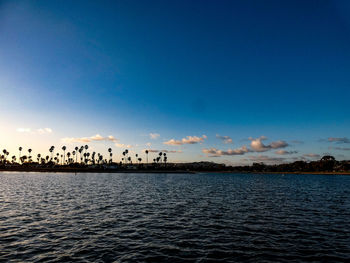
{"left": 0, "top": 167, "right": 349, "bottom": 175}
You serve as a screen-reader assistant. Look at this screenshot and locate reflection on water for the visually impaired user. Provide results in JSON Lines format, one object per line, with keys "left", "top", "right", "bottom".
{"left": 0, "top": 172, "right": 349, "bottom": 262}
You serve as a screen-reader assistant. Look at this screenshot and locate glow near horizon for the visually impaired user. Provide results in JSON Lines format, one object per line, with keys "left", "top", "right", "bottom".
{"left": 0, "top": 0, "right": 350, "bottom": 164}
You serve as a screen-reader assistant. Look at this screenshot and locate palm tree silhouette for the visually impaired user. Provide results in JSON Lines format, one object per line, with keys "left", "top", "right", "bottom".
{"left": 2, "top": 149, "right": 7, "bottom": 163}
{"left": 79, "top": 147, "right": 83, "bottom": 163}
{"left": 125, "top": 149, "right": 129, "bottom": 163}
{"left": 49, "top": 146, "right": 55, "bottom": 160}
{"left": 159, "top": 152, "right": 162, "bottom": 164}
{"left": 164, "top": 153, "right": 167, "bottom": 167}
{"left": 28, "top": 149, "right": 32, "bottom": 162}
{"left": 62, "top": 146, "right": 66, "bottom": 164}
{"left": 18, "top": 147, "right": 22, "bottom": 162}
{"left": 108, "top": 148, "right": 112, "bottom": 163}
{"left": 74, "top": 147, "right": 78, "bottom": 162}
{"left": 145, "top": 150, "right": 149, "bottom": 164}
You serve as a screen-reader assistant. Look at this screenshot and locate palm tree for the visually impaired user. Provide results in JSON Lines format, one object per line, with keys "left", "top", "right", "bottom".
{"left": 84, "top": 145, "right": 89, "bottom": 164}
{"left": 21, "top": 155, "right": 27, "bottom": 164}
{"left": 19, "top": 147, "right": 22, "bottom": 161}
{"left": 12, "top": 155, "right": 16, "bottom": 164}
{"left": 145, "top": 150, "right": 149, "bottom": 164}
{"left": 37, "top": 153, "right": 41, "bottom": 163}
{"left": 74, "top": 147, "right": 78, "bottom": 162}
{"left": 62, "top": 146, "right": 66, "bottom": 164}
{"left": 49, "top": 146, "right": 55, "bottom": 160}
{"left": 108, "top": 148, "right": 112, "bottom": 163}
{"left": 163, "top": 153, "right": 168, "bottom": 166}
{"left": 159, "top": 152, "right": 163, "bottom": 164}
{"left": 122, "top": 151, "right": 126, "bottom": 164}
{"left": 28, "top": 149, "right": 32, "bottom": 162}
{"left": 79, "top": 147, "right": 83, "bottom": 163}
{"left": 2, "top": 149, "right": 7, "bottom": 163}
{"left": 91, "top": 152, "right": 96, "bottom": 164}
{"left": 125, "top": 149, "right": 129, "bottom": 163}
{"left": 67, "top": 152, "right": 71, "bottom": 164}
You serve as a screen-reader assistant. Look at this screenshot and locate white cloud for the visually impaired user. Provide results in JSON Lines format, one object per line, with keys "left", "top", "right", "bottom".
{"left": 17, "top": 128, "right": 31, "bottom": 133}
{"left": 164, "top": 135, "right": 207, "bottom": 146}
{"left": 303, "top": 153, "right": 320, "bottom": 158}
{"left": 149, "top": 133, "right": 160, "bottom": 139}
{"left": 202, "top": 146, "right": 250, "bottom": 157}
{"left": 115, "top": 143, "right": 132, "bottom": 148}
{"left": 216, "top": 134, "right": 233, "bottom": 144}
{"left": 275, "top": 150, "right": 298, "bottom": 155}
{"left": 249, "top": 136, "right": 288, "bottom": 152}
{"left": 61, "top": 134, "right": 118, "bottom": 144}
{"left": 37, "top": 128, "right": 53, "bottom": 134}
{"left": 146, "top": 142, "right": 152, "bottom": 147}
{"left": 17, "top": 127, "right": 53, "bottom": 134}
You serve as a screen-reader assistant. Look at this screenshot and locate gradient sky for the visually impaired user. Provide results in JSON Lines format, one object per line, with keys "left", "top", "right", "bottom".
{"left": 1, "top": 0, "right": 350, "bottom": 165}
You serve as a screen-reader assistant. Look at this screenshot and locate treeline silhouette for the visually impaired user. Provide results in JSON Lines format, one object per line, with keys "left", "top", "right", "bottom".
{"left": 0, "top": 145, "right": 168, "bottom": 169}
{"left": 228, "top": 155, "right": 350, "bottom": 173}
{"left": 0, "top": 146, "right": 349, "bottom": 173}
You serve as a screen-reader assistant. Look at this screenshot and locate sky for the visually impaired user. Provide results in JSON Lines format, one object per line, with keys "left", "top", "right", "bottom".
{"left": 0, "top": 0, "right": 350, "bottom": 165}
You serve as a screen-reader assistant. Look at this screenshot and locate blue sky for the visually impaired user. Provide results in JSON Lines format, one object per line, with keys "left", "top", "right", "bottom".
{"left": 0, "top": 0, "right": 350, "bottom": 164}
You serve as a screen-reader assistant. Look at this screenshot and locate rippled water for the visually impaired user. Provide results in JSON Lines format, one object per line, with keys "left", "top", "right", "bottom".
{"left": 0, "top": 172, "right": 349, "bottom": 262}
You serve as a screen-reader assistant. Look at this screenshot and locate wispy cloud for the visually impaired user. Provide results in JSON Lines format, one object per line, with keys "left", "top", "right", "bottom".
{"left": 164, "top": 135, "right": 207, "bottom": 146}
{"left": 17, "top": 128, "right": 31, "bottom": 133}
{"left": 328, "top": 137, "right": 350, "bottom": 144}
{"left": 149, "top": 133, "right": 160, "bottom": 139}
{"left": 61, "top": 134, "right": 118, "bottom": 143}
{"left": 275, "top": 150, "right": 298, "bottom": 155}
{"left": 328, "top": 146, "right": 350, "bottom": 151}
{"left": 115, "top": 143, "right": 132, "bottom": 148}
{"left": 303, "top": 153, "right": 320, "bottom": 158}
{"left": 202, "top": 146, "right": 250, "bottom": 157}
{"left": 37, "top": 128, "right": 53, "bottom": 134}
{"left": 216, "top": 134, "right": 233, "bottom": 144}
{"left": 249, "top": 136, "right": 288, "bottom": 152}
{"left": 17, "top": 127, "right": 53, "bottom": 134}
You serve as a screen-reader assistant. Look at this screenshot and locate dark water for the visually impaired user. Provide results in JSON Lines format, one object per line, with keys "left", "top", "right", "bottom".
{"left": 0, "top": 172, "right": 349, "bottom": 262}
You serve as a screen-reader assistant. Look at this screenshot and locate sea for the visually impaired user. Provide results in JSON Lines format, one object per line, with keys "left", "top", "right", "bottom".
{"left": 0, "top": 172, "right": 349, "bottom": 262}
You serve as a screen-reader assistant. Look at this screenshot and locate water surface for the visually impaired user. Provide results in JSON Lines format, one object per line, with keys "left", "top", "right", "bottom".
{"left": 0, "top": 172, "right": 349, "bottom": 262}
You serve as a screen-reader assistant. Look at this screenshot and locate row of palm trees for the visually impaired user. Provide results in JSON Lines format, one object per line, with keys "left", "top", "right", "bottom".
{"left": 0, "top": 146, "right": 168, "bottom": 166}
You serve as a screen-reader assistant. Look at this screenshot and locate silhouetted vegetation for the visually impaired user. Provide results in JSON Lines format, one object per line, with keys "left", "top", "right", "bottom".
{"left": 0, "top": 146, "right": 349, "bottom": 173}
{"left": 227, "top": 155, "right": 350, "bottom": 173}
